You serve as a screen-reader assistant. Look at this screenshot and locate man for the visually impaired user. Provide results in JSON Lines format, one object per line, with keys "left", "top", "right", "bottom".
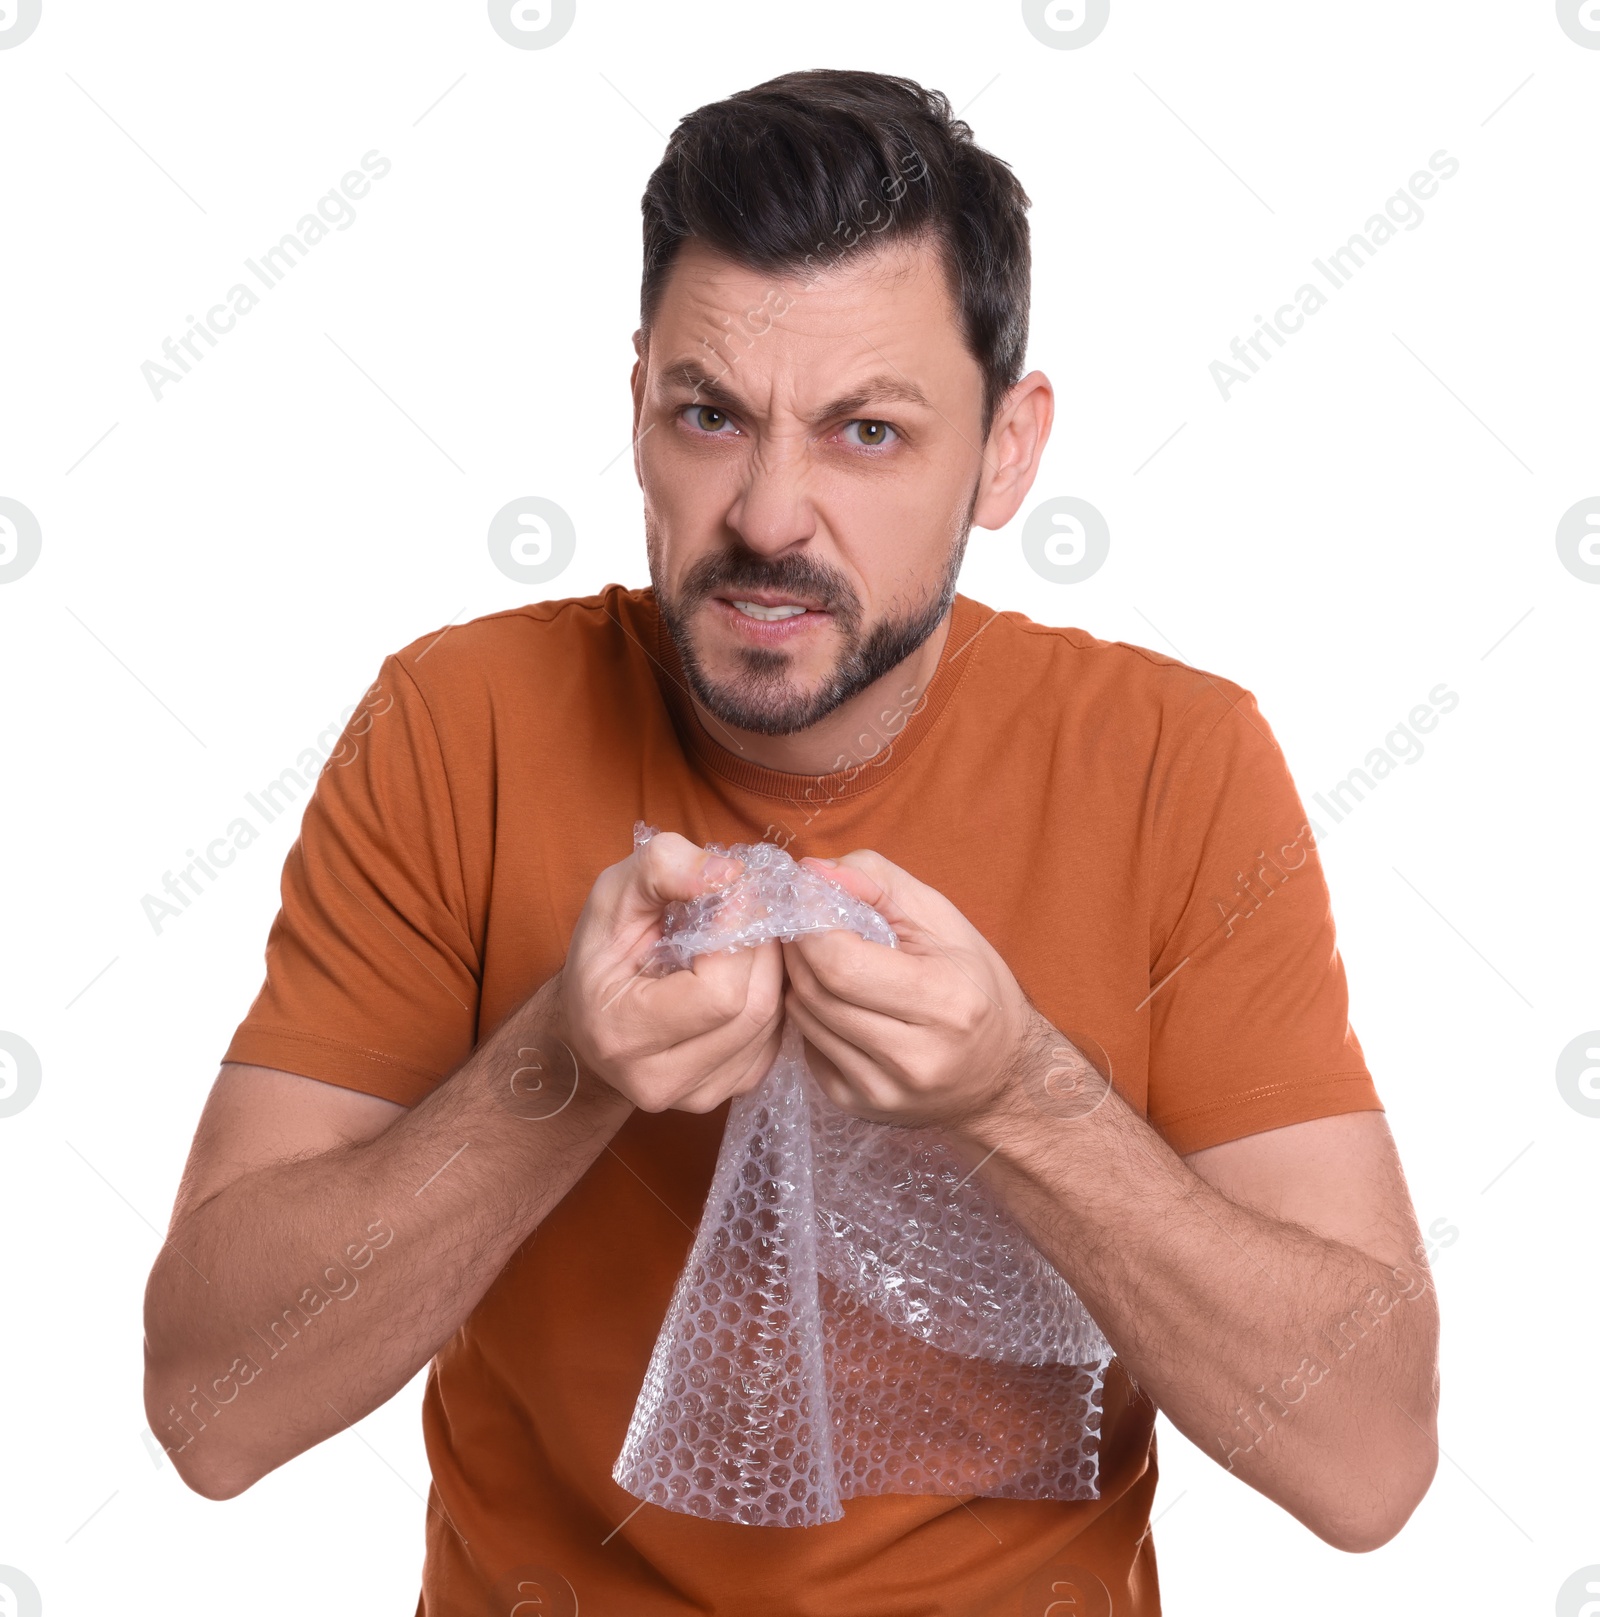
{"left": 144, "top": 69, "right": 1439, "bottom": 1616}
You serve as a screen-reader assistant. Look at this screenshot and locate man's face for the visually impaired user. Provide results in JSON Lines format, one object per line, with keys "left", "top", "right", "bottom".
{"left": 632, "top": 233, "right": 990, "bottom": 737}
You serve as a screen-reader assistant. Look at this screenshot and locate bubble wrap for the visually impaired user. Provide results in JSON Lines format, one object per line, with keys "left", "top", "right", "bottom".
{"left": 612, "top": 824, "right": 1115, "bottom": 1527}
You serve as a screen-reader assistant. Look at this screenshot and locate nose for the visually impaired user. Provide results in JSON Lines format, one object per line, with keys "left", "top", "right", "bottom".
{"left": 725, "top": 434, "right": 818, "bottom": 557}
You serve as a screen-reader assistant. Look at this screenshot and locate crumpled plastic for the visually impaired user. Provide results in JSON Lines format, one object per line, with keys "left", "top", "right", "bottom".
{"left": 611, "top": 823, "right": 1115, "bottom": 1527}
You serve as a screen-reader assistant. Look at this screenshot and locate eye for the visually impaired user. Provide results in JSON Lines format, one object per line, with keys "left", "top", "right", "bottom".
{"left": 842, "top": 419, "right": 898, "bottom": 449}
{"left": 681, "top": 404, "right": 739, "bottom": 436}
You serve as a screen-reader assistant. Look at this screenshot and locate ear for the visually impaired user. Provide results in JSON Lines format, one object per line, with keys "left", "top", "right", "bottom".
{"left": 629, "top": 331, "right": 647, "bottom": 486}
{"left": 972, "top": 370, "right": 1054, "bottom": 531}
{"left": 630, "top": 328, "right": 645, "bottom": 399}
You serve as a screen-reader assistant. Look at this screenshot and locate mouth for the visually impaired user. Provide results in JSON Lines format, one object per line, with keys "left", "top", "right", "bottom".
{"left": 708, "top": 592, "right": 830, "bottom": 641}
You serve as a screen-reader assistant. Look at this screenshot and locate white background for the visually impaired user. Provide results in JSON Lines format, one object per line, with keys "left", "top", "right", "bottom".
{"left": 1, "top": 2, "right": 1595, "bottom": 1613}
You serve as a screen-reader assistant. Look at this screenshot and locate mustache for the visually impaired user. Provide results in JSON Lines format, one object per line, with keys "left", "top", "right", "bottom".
{"left": 679, "top": 551, "right": 858, "bottom": 618}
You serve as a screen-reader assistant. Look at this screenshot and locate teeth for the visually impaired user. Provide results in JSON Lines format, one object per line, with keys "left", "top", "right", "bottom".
{"left": 731, "top": 600, "right": 808, "bottom": 621}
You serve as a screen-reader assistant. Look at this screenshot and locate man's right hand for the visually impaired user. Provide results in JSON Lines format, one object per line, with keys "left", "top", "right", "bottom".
{"left": 555, "top": 829, "right": 786, "bottom": 1115}
{"left": 146, "top": 828, "right": 784, "bottom": 1500}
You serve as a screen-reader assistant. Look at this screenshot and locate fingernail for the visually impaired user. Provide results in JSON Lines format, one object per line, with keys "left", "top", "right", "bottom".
{"left": 703, "top": 854, "right": 743, "bottom": 883}
{"left": 805, "top": 856, "right": 839, "bottom": 869}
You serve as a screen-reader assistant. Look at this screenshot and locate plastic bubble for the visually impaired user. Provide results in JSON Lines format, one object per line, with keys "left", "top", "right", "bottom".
{"left": 613, "top": 825, "right": 1113, "bottom": 1526}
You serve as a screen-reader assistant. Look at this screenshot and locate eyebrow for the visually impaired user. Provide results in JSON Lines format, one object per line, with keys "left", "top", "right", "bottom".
{"left": 658, "top": 359, "right": 932, "bottom": 423}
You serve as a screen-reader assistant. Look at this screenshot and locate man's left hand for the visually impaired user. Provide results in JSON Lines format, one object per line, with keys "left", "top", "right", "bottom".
{"left": 780, "top": 850, "right": 1039, "bottom": 1129}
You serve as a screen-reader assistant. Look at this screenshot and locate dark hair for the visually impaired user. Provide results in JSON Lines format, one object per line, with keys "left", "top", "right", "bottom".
{"left": 639, "top": 69, "right": 1032, "bottom": 439}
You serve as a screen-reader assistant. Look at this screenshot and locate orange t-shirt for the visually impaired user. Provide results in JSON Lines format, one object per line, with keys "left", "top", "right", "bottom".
{"left": 224, "top": 584, "right": 1381, "bottom": 1616}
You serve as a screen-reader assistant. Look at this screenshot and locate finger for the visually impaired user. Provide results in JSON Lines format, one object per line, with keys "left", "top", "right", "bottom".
{"left": 679, "top": 936, "right": 785, "bottom": 1068}
{"left": 783, "top": 926, "right": 932, "bottom": 1024}
{"left": 800, "top": 856, "right": 1010, "bottom": 1028}
{"left": 783, "top": 988, "right": 902, "bottom": 1114}
{"left": 797, "top": 849, "right": 931, "bottom": 941}
{"left": 783, "top": 935, "right": 916, "bottom": 1049}
{"left": 596, "top": 930, "right": 769, "bottom": 1057}
{"left": 670, "top": 995, "right": 786, "bottom": 1113}
{"left": 596, "top": 831, "right": 744, "bottom": 939}
{"left": 632, "top": 941, "right": 785, "bottom": 1105}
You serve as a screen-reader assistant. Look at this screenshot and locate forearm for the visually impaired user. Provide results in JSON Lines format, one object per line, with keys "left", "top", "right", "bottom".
{"left": 143, "top": 974, "right": 634, "bottom": 1498}
{"left": 953, "top": 1011, "right": 1439, "bottom": 1551}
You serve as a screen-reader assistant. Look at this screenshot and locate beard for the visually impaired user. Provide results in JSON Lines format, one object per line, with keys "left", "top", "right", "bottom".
{"left": 649, "top": 489, "right": 976, "bottom": 738}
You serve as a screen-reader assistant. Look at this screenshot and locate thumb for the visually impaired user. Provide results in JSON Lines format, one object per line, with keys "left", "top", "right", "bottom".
{"left": 618, "top": 830, "right": 744, "bottom": 924}
{"left": 799, "top": 850, "right": 918, "bottom": 937}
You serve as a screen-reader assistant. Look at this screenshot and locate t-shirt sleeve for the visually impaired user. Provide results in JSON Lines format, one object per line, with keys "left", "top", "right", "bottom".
{"left": 1144, "top": 685, "right": 1382, "bottom": 1155}
{"left": 222, "top": 654, "right": 481, "bottom": 1106}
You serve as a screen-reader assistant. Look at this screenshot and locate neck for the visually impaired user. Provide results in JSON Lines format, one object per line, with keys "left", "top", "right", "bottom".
{"left": 686, "top": 608, "right": 954, "bottom": 777}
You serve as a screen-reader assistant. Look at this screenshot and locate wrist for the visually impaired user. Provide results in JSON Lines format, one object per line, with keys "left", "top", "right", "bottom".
{"left": 486, "top": 971, "right": 631, "bottom": 1130}
{"left": 955, "top": 1005, "right": 1119, "bottom": 1159}
{"left": 949, "top": 1002, "right": 1059, "bottom": 1154}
